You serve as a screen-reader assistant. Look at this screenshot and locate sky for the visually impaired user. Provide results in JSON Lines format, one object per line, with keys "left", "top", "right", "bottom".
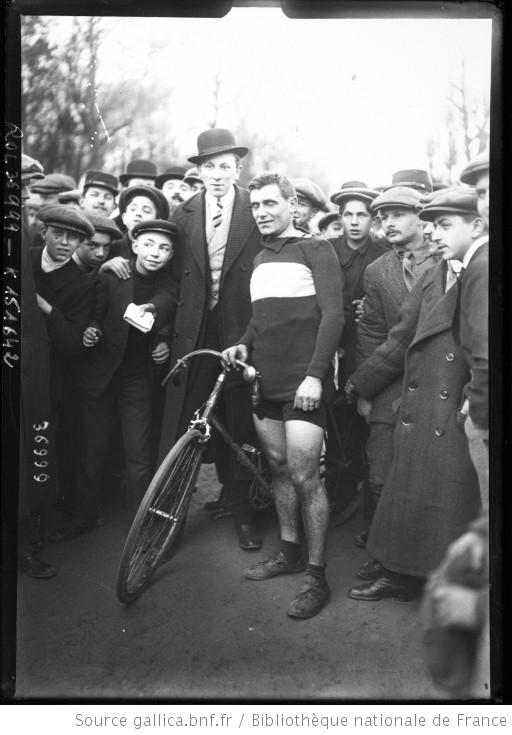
{"left": 43, "top": 7, "right": 492, "bottom": 190}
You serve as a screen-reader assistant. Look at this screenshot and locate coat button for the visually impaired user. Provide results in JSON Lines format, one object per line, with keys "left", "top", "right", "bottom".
{"left": 408, "top": 382, "right": 418, "bottom": 391}
{"left": 434, "top": 427, "right": 445, "bottom": 436}
{"left": 177, "top": 299, "right": 184, "bottom": 307}
{"left": 439, "top": 389, "right": 448, "bottom": 399}
{"left": 446, "top": 352, "right": 455, "bottom": 362}
{"left": 245, "top": 296, "right": 251, "bottom": 302}
{"left": 401, "top": 417, "right": 412, "bottom": 426}
{"left": 172, "top": 331, "right": 179, "bottom": 338}
{"left": 240, "top": 264, "right": 247, "bottom": 271}
{"left": 184, "top": 268, "right": 190, "bottom": 276}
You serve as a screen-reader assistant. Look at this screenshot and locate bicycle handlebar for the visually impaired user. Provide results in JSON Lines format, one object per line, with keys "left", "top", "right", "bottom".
{"left": 161, "top": 348, "right": 258, "bottom": 387}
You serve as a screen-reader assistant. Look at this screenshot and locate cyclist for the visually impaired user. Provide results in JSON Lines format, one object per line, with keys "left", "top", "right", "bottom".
{"left": 223, "top": 173, "right": 344, "bottom": 619}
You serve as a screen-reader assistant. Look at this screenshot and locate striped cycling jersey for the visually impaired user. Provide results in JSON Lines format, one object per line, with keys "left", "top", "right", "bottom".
{"left": 240, "top": 234, "right": 344, "bottom": 402}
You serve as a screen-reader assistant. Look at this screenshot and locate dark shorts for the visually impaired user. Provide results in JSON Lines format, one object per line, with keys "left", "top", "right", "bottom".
{"left": 253, "top": 397, "right": 327, "bottom": 429}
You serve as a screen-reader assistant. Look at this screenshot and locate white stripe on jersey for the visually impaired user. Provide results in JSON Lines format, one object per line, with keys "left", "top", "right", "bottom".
{"left": 250, "top": 262, "right": 316, "bottom": 302}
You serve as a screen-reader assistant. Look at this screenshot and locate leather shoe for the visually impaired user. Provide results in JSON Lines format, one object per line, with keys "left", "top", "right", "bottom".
{"left": 354, "top": 529, "right": 369, "bottom": 549}
{"left": 237, "top": 523, "right": 262, "bottom": 551}
{"left": 19, "top": 551, "right": 56, "bottom": 579}
{"left": 244, "top": 550, "right": 306, "bottom": 580}
{"left": 347, "top": 575, "right": 420, "bottom": 601}
{"left": 287, "top": 574, "right": 330, "bottom": 619}
{"left": 356, "top": 558, "right": 383, "bottom": 580}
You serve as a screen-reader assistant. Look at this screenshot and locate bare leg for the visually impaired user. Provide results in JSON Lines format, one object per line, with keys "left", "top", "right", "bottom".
{"left": 285, "top": 420, "right": 327, "bottom": 566}
{"left": 253, "top": 415, "right": 300, "bottom": 544}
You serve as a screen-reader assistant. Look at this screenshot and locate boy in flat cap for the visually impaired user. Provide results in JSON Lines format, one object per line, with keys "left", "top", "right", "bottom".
{"left": 158, "top": 128, "right": 263, "bottom": 551}
{"left": 346, "top": 188, "right": 484, "bottom": 602}
{"left": 51, "top": 220, "right": 180, "bottom": 540}
{"left": 31, "top": 172, "right": 77, "bottom": 206}
{"left": 80, "top": 170, "right": 118, "bottom": 218}
{"left": 347, "top": 186, "right": 439, "bottom": 580}
{"left": 30, "top": 206, "right": 97, "bottom": 539}
{"left": 322, "top": 182, "right": 386, "bottom": 528}
{"left": 317, "top": 212, "right": 343, "bottom": 240}
{"left": 73, "top": 214, "right": 122, "bottom": 275}
{"left": 291, "top": 178, "right": 329, "bottom": 234}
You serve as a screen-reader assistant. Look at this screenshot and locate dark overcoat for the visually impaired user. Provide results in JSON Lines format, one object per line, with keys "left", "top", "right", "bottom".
{"left": 459, "top": 242, "right": 488, "bottom": 429}
{"left": 352, "top": 261, "right": 481, "bottom": 577}
{"left": 158, "top": 186, "right": 262, "bottom": 463}
{"left": 80, "top": 262, "right": 178, "bottom": 398}
{"left": 356, "top": 249, "right": 410, "bottom": 425}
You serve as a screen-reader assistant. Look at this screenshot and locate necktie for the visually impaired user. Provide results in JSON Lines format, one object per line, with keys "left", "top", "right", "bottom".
{"left": 212, "top": 197, "right": 223, "bottom": 229}
{"left": 452, "top": 267, "right": 465, "bottom": 343}
{"left": 402, "top": 251, "right": 416, "bottom": 292}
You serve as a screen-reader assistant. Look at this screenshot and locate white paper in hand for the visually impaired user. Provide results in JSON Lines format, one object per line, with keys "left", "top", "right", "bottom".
{"left": 123, "top": 303, "right": 155, "bottom": 333}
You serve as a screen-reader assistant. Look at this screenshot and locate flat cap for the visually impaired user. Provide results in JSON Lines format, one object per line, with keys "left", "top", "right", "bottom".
{"left": 155, "top": 166, "right": 187, "bottom": 189}
{"left": 58, "top": 188, "right": 81, "bottom": 204}
{"left": 184, "top": 167, "right": 202, "bottom": 184}
{"left": 21, "top": 154, "right": 44, "bottom": 181}
{"left": 85, "top": 213, "right": 122, "bottom": 240}
{"left": 39, "top": 204, "right": 95, "bottom": 238}
{"left": 132, "top": 219, "right": 180, "bottom": 241}
{"left": 459, "top": 151, "right": 489, "bottom": 185}
{"left": 388, "top": 169, "right": 433, "bottom": 193}
{"left": 330, "top": 181, "right": 379, "bottom": 207}
{"left": 119, "top": 159, "right": 157, "bottom": 186}
{"left": 83, "top": 170, "right": 119, "bottom": 196}
{"left": 317, "top": 212, "right": 343, "bottom": 231}
{"left": 371, "top": 186, "right": 423, "bottom": 213}
{"left": 118, "top": 185, "right": 170, "bottom": 220}
{"left": 418, "top": 187, "right": 479, "bottom": 222}
{"left": 292, "top": 178, "right": 329, "bottom": 212}
{"left": 31, "top": 172, "right": 77, "bottom": 194}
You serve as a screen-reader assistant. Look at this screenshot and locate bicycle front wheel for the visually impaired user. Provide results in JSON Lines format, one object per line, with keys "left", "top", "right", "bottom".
{"left": 116, "top": 429, "right": 205, "bottom": 604}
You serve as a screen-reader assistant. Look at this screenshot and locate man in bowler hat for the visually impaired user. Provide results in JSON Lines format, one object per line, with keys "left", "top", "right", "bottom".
{"left": 158, "top": 128, "right": 263, "bottom": 551}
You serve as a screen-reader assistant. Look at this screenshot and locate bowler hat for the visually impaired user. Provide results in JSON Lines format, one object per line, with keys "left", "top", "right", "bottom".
{"left": 371, "top": 186, "right": 423, "bottom": 213}
{"left": 184, "top": 167, "right": 203, "bottom": 184}
{"left": 39, "top": 204, "right": 94, "bottom": 238}
{"left": 21, "top": 154, "right": 44, "bottom": 181}
{"left": 58, "top": 189, "right": 82, "bottom": 205}
{"left": 459, "top": 151, "right": 489, "bottom": 185}
{"left": 119, "top": 159, "right": 157, "bottom": 186}
{"left": 188, "top": 128, "right": 248, "bottom": 165}
{"left": 85, "top": 213, "right": 122, "bottom": 240}
{"left": 292, "top": 178, "right": 329, "bottom": 212}
{"left": 118, "top": 185, "right": 170, "bottom": 220}
{"left": 31, "top": 173, "right": 77, "bottom": 194}
{"left": 388, "top": 169, "right": 433, "bottom": 193}
{"left": 132, "top": 219, "right": 180, "bottom": 241}
{"left": 155, "top": 166, "right": 187, "bottom": 189}
{"left": 418, "top": 187, "right": 479, "bottom": 222}
{"left": 330, "top": 181, "right": 379, "bottom": 207}
{"left": 317, "top": 212, "right": 342, "bottom": 232}
{"left": 83, "top": 170, "right": 119, "bottom": 196}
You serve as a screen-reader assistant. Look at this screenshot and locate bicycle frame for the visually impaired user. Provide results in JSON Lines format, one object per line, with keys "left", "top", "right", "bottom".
{"left": 162, "top": 349, "right": 272, "bottom": 499}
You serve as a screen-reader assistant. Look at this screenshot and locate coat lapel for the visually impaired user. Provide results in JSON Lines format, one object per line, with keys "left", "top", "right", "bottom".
{"left": 411, "top": 262, "right": 457, "bottom": 346}
{"left": 221, "top": 187, "right": 256, "bottom": 280}
{"left": 180, "top": 193, "right": 207, "bottom": 274}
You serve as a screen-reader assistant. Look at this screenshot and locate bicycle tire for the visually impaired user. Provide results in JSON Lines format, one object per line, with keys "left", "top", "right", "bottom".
{"left": 116, "top": 430, "right": 205, "bottom": 604}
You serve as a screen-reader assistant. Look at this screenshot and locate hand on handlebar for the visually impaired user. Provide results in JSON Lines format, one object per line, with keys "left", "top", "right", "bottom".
{"left": 221, "top": 344, "right": 249, "bottom": 368}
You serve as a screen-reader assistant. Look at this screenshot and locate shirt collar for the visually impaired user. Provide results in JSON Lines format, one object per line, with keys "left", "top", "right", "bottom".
{"left": 205, "top": 185, "right": 236, "bottom": 209}
{"left": 462, "top": 235, "right": 488, "bottom": 268}
{"left": 262, "top": 233, "right": 310, "bottom": 252}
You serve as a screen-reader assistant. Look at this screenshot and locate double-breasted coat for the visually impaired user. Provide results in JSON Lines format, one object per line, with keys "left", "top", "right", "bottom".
{"left": 351, "top": 260, "right": 481, "bottom": 577}
{"left": 157, "top": 186, "right": 262, "bottom": 465}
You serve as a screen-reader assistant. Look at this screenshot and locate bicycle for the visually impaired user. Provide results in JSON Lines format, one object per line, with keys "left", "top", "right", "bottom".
{"left": 116, "top": 349, "right": 272, "bottom": 604}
